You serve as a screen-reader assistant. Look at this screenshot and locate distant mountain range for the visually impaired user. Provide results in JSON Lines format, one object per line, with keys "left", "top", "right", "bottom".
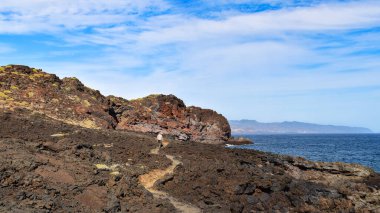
{"left": 229, "top": 120, "right": 373, "bottom": 134}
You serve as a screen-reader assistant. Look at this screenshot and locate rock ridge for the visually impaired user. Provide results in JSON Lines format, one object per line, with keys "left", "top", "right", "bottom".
{"left": 0, "top": 65, "right": 230, "bottom": 144}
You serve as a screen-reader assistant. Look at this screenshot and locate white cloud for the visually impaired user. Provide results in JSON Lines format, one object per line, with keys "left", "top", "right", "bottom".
{"left": 1, "top": 0, "right": 380, "bottom": 130}
{"left": 13, "top": 0, "right": 380, "bottom": 99}
{"left": 0, "top": 0, "right": 169, "bottom": 33}
{"left": 0, "top": 0, "right": 169, "bottom": 15}
{"left": 134, "top": 1, "right": 380, "bottom": 47}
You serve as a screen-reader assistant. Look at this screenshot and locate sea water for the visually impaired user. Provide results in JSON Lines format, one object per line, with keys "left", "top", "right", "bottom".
{"left": 233, "top": 134, "right": 380, "bottom": 173}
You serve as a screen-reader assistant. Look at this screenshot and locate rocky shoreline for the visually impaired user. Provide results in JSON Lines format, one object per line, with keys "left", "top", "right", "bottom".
{"left": 0, "top": 109, "right": 379, "bottom": 212}
{"left": 0, "top": 65, "right": 379, "bottom": 212}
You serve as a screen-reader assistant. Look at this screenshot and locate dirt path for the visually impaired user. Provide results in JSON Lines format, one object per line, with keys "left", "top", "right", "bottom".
{"left": 139, "top": 143, "right": 202, "bottom": 213}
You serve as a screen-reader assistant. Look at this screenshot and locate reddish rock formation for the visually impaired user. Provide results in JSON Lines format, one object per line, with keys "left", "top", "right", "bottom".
{"left": 113, "top": 94, "right": 231, "bottom": 143}
{"left": 0, "top": 65, "right": 230, "bottom": 144}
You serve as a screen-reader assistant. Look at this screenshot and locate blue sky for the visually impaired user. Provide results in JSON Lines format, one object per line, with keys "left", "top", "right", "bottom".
{"left": 1, "top": 0, "right": 380, "bottom": 132}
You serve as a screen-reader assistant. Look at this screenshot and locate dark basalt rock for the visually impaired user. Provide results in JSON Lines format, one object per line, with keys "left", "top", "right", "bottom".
{"left": 0, "top": 110, "right": 175, "bottom": 212}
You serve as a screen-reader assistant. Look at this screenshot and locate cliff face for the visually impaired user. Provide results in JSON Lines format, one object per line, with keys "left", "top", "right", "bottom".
{"left": 0, "top": 65, "right": 230, "bottom": 144}
{"left": 113, "top": 94, "right": 230, "bottom": 143}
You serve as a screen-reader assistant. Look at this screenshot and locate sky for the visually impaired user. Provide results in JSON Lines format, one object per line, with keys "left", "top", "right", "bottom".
{"left": 0, "top": 0, "right": 380, "bottom": 132}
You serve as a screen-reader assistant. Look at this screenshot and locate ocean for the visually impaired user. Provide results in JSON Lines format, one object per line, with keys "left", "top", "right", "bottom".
{"left": 232, "top": 134, "right": 380, "bottom": 173}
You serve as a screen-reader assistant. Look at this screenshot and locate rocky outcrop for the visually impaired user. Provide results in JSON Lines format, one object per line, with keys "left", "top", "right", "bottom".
{"left": 0, "top": 65, "right": 230, "bottom": 143}
{"left": 113, "top": 94, "right": 230, "bottom": 143}
{"left": 0, "top": 65, "right": 116, "bottom": 129}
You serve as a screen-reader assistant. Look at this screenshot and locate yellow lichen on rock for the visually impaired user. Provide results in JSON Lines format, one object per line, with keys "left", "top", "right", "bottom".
{"left": 95, "top": 164, "right": 110, "bottom": 170}
{"left": 0, "top": 92, "right": 9, "bottom": 99}
{"left": 11, "top": 71, "right": 26, "bottom": 76}
{"left": 29, "top": 73, "right": 47, "bottom": 80}
{"left": 14, "top": 101, "right": 30, "bottom": 107}
{"left": 110, "top": 171, "right": 120, "bottom": 176}
{"left": 82, "top": 100, "right": 91, "bottom": 107}
{"left": 27, "top": 91, "right": 34, "bottom": 98}
{"left": 109, "top": 164, "right": 120, "bottom": 171}
{"left": 50, "top": 117, "right": 100, "bottom": 130}
{"left": 81, "top": 119, "right": 99, "bottom": 129}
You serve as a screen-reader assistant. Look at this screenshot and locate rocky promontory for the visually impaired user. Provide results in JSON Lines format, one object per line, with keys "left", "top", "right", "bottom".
{"left": 0, "top": 65, "right": 379, "bottom": 212}
{"left": 0, "top": 65, "right": 230, "bottom": 144}
{"left": 111, "top": 94, "right": 230, "bottom": 143}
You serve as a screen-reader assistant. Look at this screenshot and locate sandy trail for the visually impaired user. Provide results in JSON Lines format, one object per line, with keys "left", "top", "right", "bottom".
{"left": 139, "top": 143, "right": 201, "bottom": 213}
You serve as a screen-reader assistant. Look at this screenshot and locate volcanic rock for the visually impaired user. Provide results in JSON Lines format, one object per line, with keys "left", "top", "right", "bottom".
{"left": 1, "top": 65, "right": 379, "bottom": 212}
{"left": 114, "top": 94, "right": 230, "bottom": 143}
{"left": 0, "top": 103, "right": 379, "bottom": 212}
{"left": 0, "top": 65, "right": 230, "bottom": 144}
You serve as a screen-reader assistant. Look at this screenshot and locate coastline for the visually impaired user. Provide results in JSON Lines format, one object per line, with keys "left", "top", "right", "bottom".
{"left": 1, "top": 110, "right": 379, "bottom": 212}
{"left": 230, "top": 134, "right": 380, "bottom": 173}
